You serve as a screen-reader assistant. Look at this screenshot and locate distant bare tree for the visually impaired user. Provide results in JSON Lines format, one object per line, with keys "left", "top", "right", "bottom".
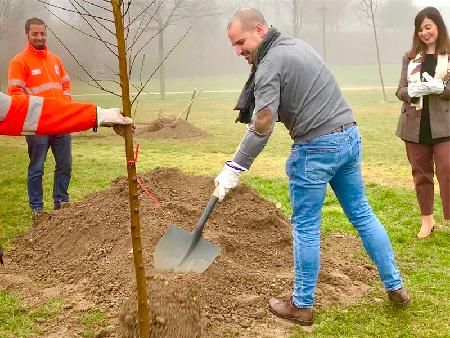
{"left": 284, "top": 0, "right": 303, "bottom": 37}
{"left": 280, "top": 0, "right": 350, "bottom": 60}
{"left": 357, "top": 0, "right": 387, "bottom": 101}
{"left": 0, "top": 0, "right": 20, "bottom": 88}
{"left": 0, "top": 0, "right": 45, "bottom": 89}
{"left": 135, "top": 0, "right": 218, "bottom": 99}
{"left": 317, "top": 1, "right": 327, "bottom": 61}
{"left": 0, "top": 0, "right": 21, "bottom": 39}
{"left": 378, "top": 0, "right": 417, "bottom": 32}
{"left": 292, "top": 0, "right": 302, "bottom": 37}
{"left": 326, "top": 0, "right": 352, "bottom": 32}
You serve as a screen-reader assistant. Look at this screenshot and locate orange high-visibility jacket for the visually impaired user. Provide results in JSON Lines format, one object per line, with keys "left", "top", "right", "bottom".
{"left": 8, "top": 43, "right": 71, "bottom": 101}
{"left": 0, "top": 92, "right": 96, "bottom": 136}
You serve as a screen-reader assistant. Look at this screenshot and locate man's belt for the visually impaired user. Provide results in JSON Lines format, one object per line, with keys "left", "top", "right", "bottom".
{"left": 327, "top": 122, "right": 356, "bottom": 134}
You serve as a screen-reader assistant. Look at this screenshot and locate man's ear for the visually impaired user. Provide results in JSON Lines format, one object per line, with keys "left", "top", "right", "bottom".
{"left": 254, "top": 23, "right": 266, "bottom": 39}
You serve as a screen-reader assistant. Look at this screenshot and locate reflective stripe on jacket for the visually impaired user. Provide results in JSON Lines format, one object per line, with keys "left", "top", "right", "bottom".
{"left": 0, "top": 92, "right": 96, "bottom": 136}
{"left": 8, "top": 43, "right": 71, "bottom": 102}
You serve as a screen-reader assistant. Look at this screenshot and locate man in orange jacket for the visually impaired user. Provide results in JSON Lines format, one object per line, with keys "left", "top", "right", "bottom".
{"left": 7, "top": 17, "right": 127, "bottom": 218}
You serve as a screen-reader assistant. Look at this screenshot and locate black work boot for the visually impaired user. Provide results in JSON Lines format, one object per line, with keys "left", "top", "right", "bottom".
{"left": 387, "top": 288, "right": 411, "bottom": 309}
{"left": 268, "top": 297, "right": 313, "bottom": 326}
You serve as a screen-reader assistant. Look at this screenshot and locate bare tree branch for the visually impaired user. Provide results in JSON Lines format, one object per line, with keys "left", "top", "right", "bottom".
{"left": 46, "top": 25, "right": 120, "bottom": 97}
{"left": 164, "top": 0, "right": 184, "bottom": 26}
{"left": 126, "top": 0, "right": 164, "bottom": 53}
{"left": 357, "top": 0, "right": 386, "bottom": 101}
{"left": 101, "top": 61, "right": 120, "bottom": 78}
{"left": 128, "top": 22, "right": 168, "bottom": 76}
{"left": 131, "top": 27, "right": 191, "bottom": 105}
{"left": 37, "top": 0, "right": 195, "bottom": 105}
{"left": 71, "top": 72, "right": 122, "bottom": 96}
{"left": 140, "top": 0, "right": 217, "bottom": 99}
{"left": 65, "top": 0, "right": 118, "bottom": 56}
{"left": 134, "top": 54, "right": 147, "bottom": 118}
{"left": 34, "top": 0, "right": 114, "bottom": 22}
{"left": 125, "top": 0, "right": 158, "bottom": 30}
{"left": 358, "top": 0, "right": 377, "bottom": 28}
{"left": 69, "top": 0, "right": 116, "bottom": 35}
{"left": 81, "top": 0, "right": 112, "bottom": 12}
{"left": 43, "top": 7, "right": 117, "bottom": 48}
{"left": 122, "top": 0, "right": 132, "bottom": 17}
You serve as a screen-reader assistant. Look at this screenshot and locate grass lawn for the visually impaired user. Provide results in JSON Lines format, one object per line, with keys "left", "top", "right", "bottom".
{"left": 71, "top": 64, "right": 401, "bottom": 95}
{"left": 0, "top": 72, "right": 449, "bottom": 337}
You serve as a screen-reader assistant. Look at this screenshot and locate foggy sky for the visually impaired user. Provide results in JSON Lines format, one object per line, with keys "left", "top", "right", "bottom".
{"left": 0, "top": 0, "right": 449, "bottom": 87}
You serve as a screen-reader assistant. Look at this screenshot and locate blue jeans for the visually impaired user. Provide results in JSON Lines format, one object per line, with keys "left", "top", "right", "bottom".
{"left": 26, "top": 134, "right": 72, "bottom": 211}
{"left": 285, "top": 125, "right": 403, "bottom": 308}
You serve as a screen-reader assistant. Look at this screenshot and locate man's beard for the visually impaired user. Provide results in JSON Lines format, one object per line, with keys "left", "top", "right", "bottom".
{"left": 31, "top": 40, "right": 46, "bottom": 50}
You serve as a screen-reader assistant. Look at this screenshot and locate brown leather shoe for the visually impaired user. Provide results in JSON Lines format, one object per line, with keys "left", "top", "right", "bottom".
{"left": 268, "top": 297, "right": 313, "bottom": 326}
{"left": 387, "top": 288, "right": 411, "bottom": 309}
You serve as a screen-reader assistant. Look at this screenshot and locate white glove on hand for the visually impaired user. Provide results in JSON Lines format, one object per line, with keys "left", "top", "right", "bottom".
{"left": 214, "top": 160, "right": 248, "bottom": 201}
{"left": 407, "top": 82, "right": 429, "bottom": 97}
{"left": 97, "top": 107, "right": 133, "bottom": 127}
{"left": 422, "top": 72, "right": 444, "bottom": 95}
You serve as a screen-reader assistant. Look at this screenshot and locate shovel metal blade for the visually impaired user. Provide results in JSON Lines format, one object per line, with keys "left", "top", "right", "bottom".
{"left": 154, "top": 224, "right": 220, "bottom": 273}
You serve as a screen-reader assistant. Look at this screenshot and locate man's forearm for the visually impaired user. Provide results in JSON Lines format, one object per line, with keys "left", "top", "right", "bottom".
{"left": 232, "top": 129, "right": 270, "bottom": 169}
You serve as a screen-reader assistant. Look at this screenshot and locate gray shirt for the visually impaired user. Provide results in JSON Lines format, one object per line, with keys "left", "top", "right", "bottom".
{"left": 233, "top": 35, "right": 355, "bottom": 169}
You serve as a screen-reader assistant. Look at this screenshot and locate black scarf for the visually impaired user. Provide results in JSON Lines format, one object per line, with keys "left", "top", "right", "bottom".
{"left": 234, "top": 27, "right": 281, "bottom": 123}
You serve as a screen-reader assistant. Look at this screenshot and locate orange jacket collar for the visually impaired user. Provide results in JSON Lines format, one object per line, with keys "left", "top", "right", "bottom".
{"left": 26, "top": 42, "right": 48, "bottom": 58}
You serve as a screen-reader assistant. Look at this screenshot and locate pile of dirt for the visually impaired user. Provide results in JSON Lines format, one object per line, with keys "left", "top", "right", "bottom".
{"left": 134, "top": 115, "right": 207, "bottom": 139}
{"left": 117, "top": 274, "right": 202, "bottom": 338}
{"left": 3, "top": 168, "right": 377, "bottom": 337}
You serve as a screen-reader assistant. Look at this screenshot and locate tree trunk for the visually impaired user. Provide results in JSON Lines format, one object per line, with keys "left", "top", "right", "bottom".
{"left": 158, "top": 27, "right": 166, "bottom": 100}
{"left": 111, "top": 2, "right": 150, "bottom": 338}
{"left": 371, "top": 4, "right": 387, "bottom": 101}
{"left": 293, "top": 0, "right": 300, "bottom": 37}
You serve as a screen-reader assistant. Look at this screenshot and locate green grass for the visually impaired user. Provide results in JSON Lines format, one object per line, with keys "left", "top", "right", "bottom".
{"left": 0, "top": 293, "right": 65, "bottom": 338}
{"left": 330, "top": 64, "right": 401, "bottom": 87}
{"left": 0, "top": 292, "right": 37, "bottom": 338}
{"left": 70, "top": 64, "right": 402, "bottom": 95}
{"left": 79, "top": 309, "right": 108, "bottom": 338}
{"left": 0, "top": 72, "right": 449, "bottom": 337}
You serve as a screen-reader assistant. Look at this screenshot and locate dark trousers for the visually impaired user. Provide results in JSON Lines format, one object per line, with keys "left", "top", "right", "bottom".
{"left": 26, "top": 134, "right": 72, "bottom": 211}
{"left": 405, "top": 141, "right": 450, "bottom": 219}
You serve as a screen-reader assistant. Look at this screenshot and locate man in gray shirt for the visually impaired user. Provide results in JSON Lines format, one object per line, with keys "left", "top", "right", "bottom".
{"left": 214, "top": 8, "right": 410, "bottom": 326}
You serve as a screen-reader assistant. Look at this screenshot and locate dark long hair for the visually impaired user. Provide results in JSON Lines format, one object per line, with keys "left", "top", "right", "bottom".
{"left": 408, "top": 7, "right": 450, "bottom": 59}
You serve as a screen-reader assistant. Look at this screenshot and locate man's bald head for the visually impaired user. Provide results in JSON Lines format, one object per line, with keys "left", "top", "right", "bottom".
{"left": 227, "top": 8, "right": 269, "bottom": 65}
{"left": 227, "top": 8, "right": 268, "bottom": 32}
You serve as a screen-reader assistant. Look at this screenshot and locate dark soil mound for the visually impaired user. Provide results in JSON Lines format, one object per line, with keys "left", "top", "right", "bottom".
{"left": 134, "top": 116, "right": 207, "bottom": 139}
{"left": 5, "top": 168, "right": 377, "bottom": 337}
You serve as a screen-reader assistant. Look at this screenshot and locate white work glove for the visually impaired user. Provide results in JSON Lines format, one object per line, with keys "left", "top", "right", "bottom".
{"left": 96, "top": 107, "right": 133, "bottom": 127}
{"left": 407, "top": 82, "right": 429, "bottom": 97}
{"left": 214, "top": 160, "right": 248, "bottom": 201}
{"left": 422, "top": 72, "right": 444, "bottom": 95}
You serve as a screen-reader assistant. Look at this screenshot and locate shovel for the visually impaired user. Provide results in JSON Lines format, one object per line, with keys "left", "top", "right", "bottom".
{"left": 153, "top": 186, "right": 221, "bottom": 273}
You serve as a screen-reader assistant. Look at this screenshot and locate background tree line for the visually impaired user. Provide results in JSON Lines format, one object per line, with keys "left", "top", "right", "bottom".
{"left": 0, "top": 0, "right": 448, "bottom": 91}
